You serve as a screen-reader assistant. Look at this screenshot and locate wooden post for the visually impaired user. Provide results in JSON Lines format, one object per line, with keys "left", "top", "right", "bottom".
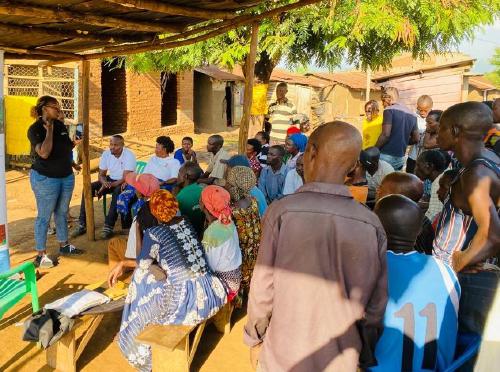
{"left": 238, "top": 22, "right": 259, "bottom": 154}
{"left": 80, "top": 60, "right": 95, "bottom": 241}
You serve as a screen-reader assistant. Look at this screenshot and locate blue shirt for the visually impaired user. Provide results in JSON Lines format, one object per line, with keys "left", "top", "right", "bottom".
{"left": 370, "top": 251, "right": 460, "bottom": 372}
{"left": 250, "top": 186, "right": 268, "bottom": 217}
{"left": 380, "top": 103, "right": 417, "bottom": 157}
{"left": 258, "top": 164, "right": 288, "bottom": 204}
{"left": 174, "top": 148, "right": 196, "bottom": 165}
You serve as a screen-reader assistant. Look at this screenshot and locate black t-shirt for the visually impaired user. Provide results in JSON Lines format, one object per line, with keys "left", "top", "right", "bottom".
{"left": 27, "top": 118, "right": 74, "bottom": 178}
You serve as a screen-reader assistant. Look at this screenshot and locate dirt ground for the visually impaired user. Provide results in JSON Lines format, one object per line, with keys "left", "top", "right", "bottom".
{"left": 0, "top": 129, "right": 254, "bottom": 372}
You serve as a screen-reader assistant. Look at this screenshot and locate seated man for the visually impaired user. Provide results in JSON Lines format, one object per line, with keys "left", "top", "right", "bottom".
{"left": 174, "top": 136, "right": 197, "bottom": 165}
{"left": 377, "top": 172, "right": 435, "bottom": 255}
{"left": 74, "top": 135, "right": 136, "bottom": 239}
{"left": 360, "top": 146, "right": 394, "bottom": 201}
{"left": 199, "top": 134, "right": 230, "bottom": 186}
{"left": 175, "top": 162, "right": 205, "bottom": 239}
{"left": 370, "top": 194, "right": 460, "bottom": 372}
{"left": 258, "top": 145, "right": 288, "bottom": 204}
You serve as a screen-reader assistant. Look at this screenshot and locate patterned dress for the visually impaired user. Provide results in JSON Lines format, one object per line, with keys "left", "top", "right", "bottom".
{"left": 118, "top": 219, "right": 227, "bottom": 371}
{"left": 231, "top": 198, "right": 262, "bottom": 297}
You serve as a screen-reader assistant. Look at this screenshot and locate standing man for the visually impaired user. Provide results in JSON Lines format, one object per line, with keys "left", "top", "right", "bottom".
{"left": 198, "top": 135, "right": 231, "bottom": 186}
{"left": 258, "top": 145, "right": 288, "bottom": 204}
{"left": 245, "top": 122, "right": 388, "bottom": 372}
{"left": 268, "top": 82, "right": 297, "bottom": 145}
{"left": 73, "top": 135, "right": 136, "bottom": 239}
{"left": 436, "top": 103, "right": 499, "bottom": 362}
{"left": 375, "top": 87, "right": 419, "bottom": 170}
{"left": 406, "top": 95, "right": 433, "bottom": 173}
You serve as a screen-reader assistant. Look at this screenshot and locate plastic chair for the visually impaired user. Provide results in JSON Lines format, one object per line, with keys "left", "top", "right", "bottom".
{"left": 103, "top": 161, "right": 147, "bottom": 217}
{"left": 443, "top": 333, "right": 481, "bottom": 372}
{"left": 0, "top": 262, "right": 39, "bottom": 319}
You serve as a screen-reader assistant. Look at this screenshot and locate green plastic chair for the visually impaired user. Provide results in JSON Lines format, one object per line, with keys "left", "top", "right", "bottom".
{"left": 0, "top": 262, "right": 40, "bottom": 319}
{"left": 103, "top": 161, "right": 147, "bottom": 217}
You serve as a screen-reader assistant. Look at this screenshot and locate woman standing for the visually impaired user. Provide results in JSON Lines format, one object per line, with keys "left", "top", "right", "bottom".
{"left": 225, "top": 167, "right": 261, "bottom": 305}
{"left": 118, "top": 190, "right": 229, "bottom": 371}
{"left": 27, "top": 96, "right": 82, "bottom": 268}
{"left": 200, "top": 186, "right": 242, "bottom": 302}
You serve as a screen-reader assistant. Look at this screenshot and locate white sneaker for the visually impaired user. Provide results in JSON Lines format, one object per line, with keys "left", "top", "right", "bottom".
{"left": 34, "top": 254, "right": 54, "bottom": 269}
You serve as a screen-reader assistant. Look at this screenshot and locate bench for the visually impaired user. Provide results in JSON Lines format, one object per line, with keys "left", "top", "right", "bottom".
{"left": 136, "top": 302, "right": 234, "bottom": 372}
{"left": 45, "top": 280, "right": 127, "bottom": 372}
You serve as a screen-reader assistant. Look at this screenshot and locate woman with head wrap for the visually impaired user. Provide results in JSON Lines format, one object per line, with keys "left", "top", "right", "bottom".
{"left": 200, "top": 185, "right": 243, "bottom": 303}
{"left": 225, "top": 166, "right": 262, "bottom": 305}
{"left": 118, "top": 189, "right": 228, "bottom": 371}
{"left": 285, "top": 133, "right": 308, "bottom": 170}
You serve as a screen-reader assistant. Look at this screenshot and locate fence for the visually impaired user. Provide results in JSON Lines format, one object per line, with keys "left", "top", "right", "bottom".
{"left": 4, "top": 63, "right": 77, "bottom": 119}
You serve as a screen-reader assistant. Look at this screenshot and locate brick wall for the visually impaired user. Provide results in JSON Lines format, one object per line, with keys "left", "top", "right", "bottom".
{"left": 88, "top": 60, "right": 102, "bottom": 138}
{"left": 126, "top": 70, "right": 162, "bottom": 134}
{"left": 177, "top": 71, "right": 194, "bottom": 131}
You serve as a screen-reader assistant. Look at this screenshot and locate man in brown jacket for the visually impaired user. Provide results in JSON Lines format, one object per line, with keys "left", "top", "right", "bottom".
{"left": 244, "top": 121, "right": 388, "bottom": 372}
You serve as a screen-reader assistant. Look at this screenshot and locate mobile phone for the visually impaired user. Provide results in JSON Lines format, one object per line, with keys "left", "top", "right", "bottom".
{"left": 75, "top": 123, "right": 83, "bottom": 139}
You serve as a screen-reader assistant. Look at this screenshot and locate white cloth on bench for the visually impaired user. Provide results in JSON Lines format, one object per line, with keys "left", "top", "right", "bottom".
{"left": 45, "top": 289, "right": 110, "bottom": 318}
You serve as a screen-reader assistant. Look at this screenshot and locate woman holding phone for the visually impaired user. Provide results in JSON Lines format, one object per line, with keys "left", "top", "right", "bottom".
{"left": 27, "top": 96, "right": 83, "bottom": 268}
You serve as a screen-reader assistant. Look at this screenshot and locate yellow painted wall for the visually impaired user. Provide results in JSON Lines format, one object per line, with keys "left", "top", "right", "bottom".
{"left": 5, "top": 96, "right": 37, "bottom": 156}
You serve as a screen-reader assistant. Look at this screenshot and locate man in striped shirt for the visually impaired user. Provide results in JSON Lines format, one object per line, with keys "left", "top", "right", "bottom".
{"left": 268, "top": 82, "right": 297, "bottom": 145}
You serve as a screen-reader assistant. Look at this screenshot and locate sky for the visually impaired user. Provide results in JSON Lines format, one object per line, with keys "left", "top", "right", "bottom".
{"left": 456, "top": 21, "right": 499, "bottom": 73}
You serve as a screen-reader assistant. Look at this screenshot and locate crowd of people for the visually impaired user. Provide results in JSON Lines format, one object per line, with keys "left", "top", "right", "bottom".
{"left": 25, "top": 88, "right": 499, "bottom": 371}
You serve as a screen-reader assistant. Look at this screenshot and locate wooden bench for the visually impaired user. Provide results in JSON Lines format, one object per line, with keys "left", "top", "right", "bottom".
{"left": 46, "top": 314, "right": 104, "bottom": 372}
{"left": 136, "top": 302, "right": 234, "bottom": 372}
{"left": 45, "top": 280, "right": 127, "bottom": 372}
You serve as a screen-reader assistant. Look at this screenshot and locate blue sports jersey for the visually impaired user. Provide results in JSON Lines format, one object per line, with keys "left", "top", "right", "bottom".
{"left": 370, "top": 251, "right": 460, "bottom": 372}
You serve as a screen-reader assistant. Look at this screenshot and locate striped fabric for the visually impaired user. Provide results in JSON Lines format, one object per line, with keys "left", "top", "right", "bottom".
{"left": 268, "top": 100, "right": 297, "bottom": 144}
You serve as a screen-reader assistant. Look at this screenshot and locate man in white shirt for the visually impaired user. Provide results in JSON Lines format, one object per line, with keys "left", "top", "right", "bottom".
{"left": 73, "top": 135, "right": 136, "bottom": 239}
{"left": 144, "top": 136, "right": 181, "bottom": 190}
{"left": 283, "top": 154, "right": 304, "bottom": 195}
{"left": 360, "top": 147, "right": 394, "bottom": 201}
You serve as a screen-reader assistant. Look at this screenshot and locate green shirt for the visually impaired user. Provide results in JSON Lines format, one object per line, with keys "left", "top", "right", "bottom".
{"left": 177, "top": 183, "right": 205, "bottom": 238}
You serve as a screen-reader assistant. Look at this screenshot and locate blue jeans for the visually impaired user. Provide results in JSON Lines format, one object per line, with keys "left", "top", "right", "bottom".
{"left": 30, "top": 170, "right": 75, "bottom": 251}
{"left": 380, "top": 153, "right": 405, "bottom": 171}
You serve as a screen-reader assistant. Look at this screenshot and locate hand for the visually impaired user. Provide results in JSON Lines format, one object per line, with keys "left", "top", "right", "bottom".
{"left": 43, "top": 119, "right": 54, "bottom": 131}
{"left": 108, "top": 261, "right": 125, "bottom": 288}
{"left": 103, "top": 181, "right": 112, "bottom": 189}
{"left": 250, "top": 344, "right": 262, "bottom": 370}
{"left": 121, "top": 182, "right": 128, "bottom": 191}
{"left": 73, "top": 138, "right": 82, "bottom": 146}
{"left": 451, "top": 251, "right": 465, "bottom": 272}
{"left": 97, "top": 185, "right": 107, "bottom": 197}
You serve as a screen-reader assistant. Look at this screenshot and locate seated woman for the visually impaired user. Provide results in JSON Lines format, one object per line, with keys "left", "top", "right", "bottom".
{"left": 118, "top": 189, "right": 229, "bottom": 371}
{"left": 225, "top": 166, "right": 261, "bottom": 305}
{"left": 199, "top": 185, "right": 242, "bottom": 302}
{"left": 117, "top": 136, "right": 181, "bottom": 219}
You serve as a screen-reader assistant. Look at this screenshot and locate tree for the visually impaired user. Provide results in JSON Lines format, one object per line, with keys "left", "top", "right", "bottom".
{"left": 485, "top": 47, "right": 500, "bottom": 87}
{"left": 123, "top": 0, "right": 499, "bottom": 142}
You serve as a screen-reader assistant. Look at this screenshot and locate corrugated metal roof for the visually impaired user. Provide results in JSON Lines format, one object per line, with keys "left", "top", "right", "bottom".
{"left": 372, "top": 53, "right": 475, "bottom": 81}
{"left": 195, "top": 66, "right": 243, "bottom": 81}
{"left": 469, "top": 75, "right": 498, "bottom": 90}
{"left": 306, "top": 71, "right": 380, "bottom": 90}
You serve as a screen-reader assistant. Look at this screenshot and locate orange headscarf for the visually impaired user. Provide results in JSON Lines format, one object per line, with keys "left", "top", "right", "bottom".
{"left": 201, "top": 185, "right": 232, "bottom": 225}
{"left": 149, "top": 189, "right": 179, "bottom": 223}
